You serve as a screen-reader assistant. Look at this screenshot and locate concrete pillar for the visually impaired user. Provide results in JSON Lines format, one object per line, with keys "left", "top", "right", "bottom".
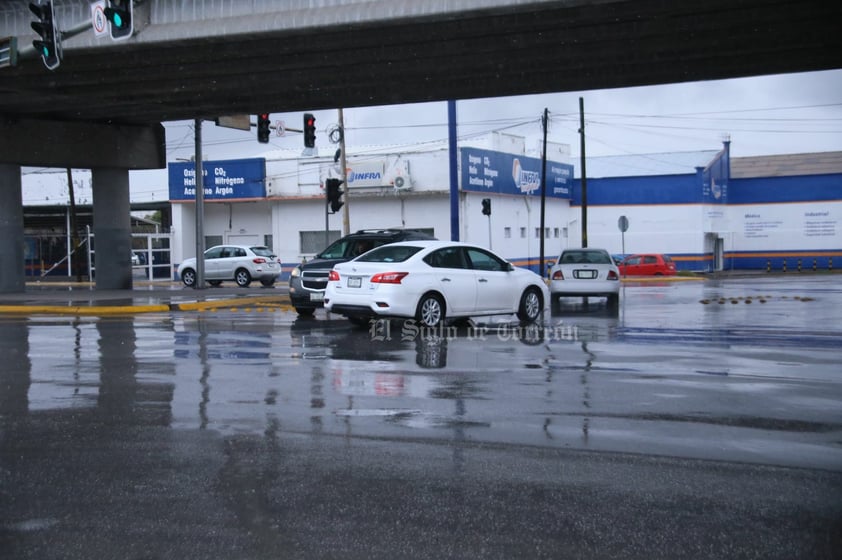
{"left": 92, "top": 168, "right": 132, "bottom": 290}
{"left": 0, "top": 164, "right": 25, "bottom": 294}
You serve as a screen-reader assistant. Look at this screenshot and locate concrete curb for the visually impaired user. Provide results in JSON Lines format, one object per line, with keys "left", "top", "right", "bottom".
{"left": 0, "top": 295, "right": 293, "bottom": 316}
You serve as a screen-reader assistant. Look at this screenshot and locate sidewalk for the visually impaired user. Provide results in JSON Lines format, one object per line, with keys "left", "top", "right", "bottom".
{"left": 0, "top": 280, "right": 292, "bottom": 315}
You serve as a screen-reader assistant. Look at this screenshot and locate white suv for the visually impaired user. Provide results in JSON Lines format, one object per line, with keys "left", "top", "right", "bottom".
{"left": 178, "top": 245, "right": 279, "bottom": 288}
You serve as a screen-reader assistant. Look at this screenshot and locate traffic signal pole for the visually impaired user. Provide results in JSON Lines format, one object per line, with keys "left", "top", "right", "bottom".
{"left": 540, "top": 108, "right": 548, "bottom": 277}
{"left": 338, "top": 108, "right": 350, "bottom": 236}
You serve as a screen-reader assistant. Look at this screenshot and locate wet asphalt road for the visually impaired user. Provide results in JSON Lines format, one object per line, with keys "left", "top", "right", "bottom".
{"left": 1, "top": 275, "right": 841, "bottom": 559}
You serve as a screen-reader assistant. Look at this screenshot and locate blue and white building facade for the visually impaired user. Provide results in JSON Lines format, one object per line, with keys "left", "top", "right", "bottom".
{"left": 572, "top": 143, "right": 842, "bottom": 271}
{"left": 167, "top": 138, "right": 842, "bottom": 278}
{"left": 169, "top": 134, "right": 575, "bottom": 278}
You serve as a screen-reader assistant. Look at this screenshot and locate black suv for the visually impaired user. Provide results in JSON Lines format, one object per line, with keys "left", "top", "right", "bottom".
{"left": 289, "top": 228, "right": 436, "bottom": 316}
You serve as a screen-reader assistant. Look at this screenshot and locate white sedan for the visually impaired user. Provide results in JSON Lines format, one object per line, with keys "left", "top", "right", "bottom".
{"left": 548, "top": 247, "right": 620, "bottom": 306}
{"left": 324, "top": 240, "right": 548, "bottom": 327}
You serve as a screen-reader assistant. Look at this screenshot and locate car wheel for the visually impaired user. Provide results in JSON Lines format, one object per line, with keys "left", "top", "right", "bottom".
{"left": 517, "top": 287, "right": 542, "bottom": 322}
{"left": 295, "top": 307, "right": 315, "bottom": 317}
{"left": 416, "top": 293, "right": 445, "bottom": 328}
{"left": 235, "top": 268, "right": 252, "bottom": 287}
{"left": 181, "top": 268, "right": 196, "bottom": 287}
{"left": 208, "top": 280, "right": 222, "bottom": 287}
{"left": 260, "top": 278, "right": 276, "bottom": 287}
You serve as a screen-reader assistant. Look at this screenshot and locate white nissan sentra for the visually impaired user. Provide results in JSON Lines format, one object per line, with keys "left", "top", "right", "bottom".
{"left": 324, "top": 240, "right": 548, "bottom": 328}
{"left": 548, "top": 247, "right": 621, "bottom": 306}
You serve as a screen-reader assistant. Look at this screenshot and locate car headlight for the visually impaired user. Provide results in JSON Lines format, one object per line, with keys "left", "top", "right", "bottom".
{"left": 290, "top": 267, "right": 301, "bottom": 278}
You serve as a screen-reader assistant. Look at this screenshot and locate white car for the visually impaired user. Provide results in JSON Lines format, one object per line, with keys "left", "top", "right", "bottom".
{"left": 549, "top": 248, "right": 620, "bottom": 306}
{"left": 177, "top": 245, "right": 279, "bottom": 288}
{"left": 324, "top": 240, "right": 548, "bottom": 327}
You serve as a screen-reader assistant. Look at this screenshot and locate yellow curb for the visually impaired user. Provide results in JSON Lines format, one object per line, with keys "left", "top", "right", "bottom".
{"left": 0, "top": 304, "right": 171, "bottom": 315}
{"left": 0, "top": 295, "right": 293, "bottom": 315}
{"left": 173, "top": 295, "right": 290, "bottom": 311}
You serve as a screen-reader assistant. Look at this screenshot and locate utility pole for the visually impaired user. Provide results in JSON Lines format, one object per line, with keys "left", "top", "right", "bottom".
{"left": 579, "top": 97, "right": 588, "bottom": 248}
{"left": 194, "top": 118, "right": 206, "bottom": 288}
{"left": 540, "top": 108, "right": 548, "bottom": 277}
{"left": 339, "top": 108, "right": 350, "bottom": 236}
{"left": 66, "top": 168, "right": 82, "bottom": 281}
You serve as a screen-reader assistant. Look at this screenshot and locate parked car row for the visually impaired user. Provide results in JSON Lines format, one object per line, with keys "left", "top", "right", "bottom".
{"left": 175, "top": 232, "right": 675, "bottom": 322}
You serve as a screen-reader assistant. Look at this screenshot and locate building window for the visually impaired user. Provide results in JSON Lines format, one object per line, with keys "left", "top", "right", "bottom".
{"left": 535, "top": 227, "right": 540, "bottom": 238}
{"left": 504, "top": 227, "right": 511, "bottom": 239}
{"left": 263, "top": 234, "right": 273, "bottom": 249}
{"left": 205, "top": 235, "right": 222, "bottom": 248}
{"left": 520, "top": 227, "right": 526, "bottom": 238}
{"left": 300, "top": 230, "right": 341, "bottom": 254}
{"left": 554, "top": 228, "right": 560, "bottom": 238}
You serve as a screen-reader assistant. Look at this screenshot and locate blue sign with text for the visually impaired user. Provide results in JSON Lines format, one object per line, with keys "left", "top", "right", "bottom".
{"left": 460, "top": 148, "right": 572, "bottom": 198}
{"left": 168, "top": 158, "right": 266, "bottom": 201}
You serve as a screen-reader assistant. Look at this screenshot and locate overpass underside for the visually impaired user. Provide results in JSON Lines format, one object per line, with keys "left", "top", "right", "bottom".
{"left": 0, "top": 0, "right": 840, "bottom": 292}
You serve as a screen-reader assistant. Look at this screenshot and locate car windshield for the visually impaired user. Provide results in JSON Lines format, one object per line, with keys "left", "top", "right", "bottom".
{"left": 318, "top": 239, "right": 354, "bottom": 259}
{"left": 560, "top": 250, "right": 611, "bottom": 264}
{"left": 356, "top": 245, "right": 423, "bottom": 263}
{"left": 250, "top": 246, "right": 276, "bottom": 258}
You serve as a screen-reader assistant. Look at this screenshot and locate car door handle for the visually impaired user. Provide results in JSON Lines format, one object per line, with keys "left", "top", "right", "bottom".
{"left": 441, "top": 277, "right": 452, "bottom": 282}
{"left": 478, "top": 278, "right": 488, "bottom": 283}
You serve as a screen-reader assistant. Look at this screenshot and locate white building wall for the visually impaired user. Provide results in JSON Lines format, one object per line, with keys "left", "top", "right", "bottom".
{"left": 728, "top": 201, "right": 842, "bottom": 251}
{"left": 272, "top": 194, "right": 450, "bottom": 264}
{"left": 568, "top": 205, "right": 705, "bottom": 256}
{"left": 460, "top": 192, "right": 571, "bottom": 265}
{"left": 171, "top": 201, "right": 272, "bottom": 264}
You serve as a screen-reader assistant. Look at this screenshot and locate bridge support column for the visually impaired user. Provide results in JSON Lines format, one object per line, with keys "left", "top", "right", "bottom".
{"left": 92, "top": 168, "right": 133, "bottom": 290}
{"left": 0, "top": 164, "right": 25, "bottom": 294}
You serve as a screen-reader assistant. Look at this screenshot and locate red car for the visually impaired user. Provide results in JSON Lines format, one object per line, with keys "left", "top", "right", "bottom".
{"left": 618, "top": 254, "right": 676, "bottom": 276}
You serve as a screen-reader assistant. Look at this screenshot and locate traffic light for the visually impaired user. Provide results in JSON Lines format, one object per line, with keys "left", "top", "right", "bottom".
{"left": 104, "top": 0, "right": 133, "bottom": 40}
{"left": 325, "top": 178, "right": 344, "bottom": 213}
{"left": 257, "top": 113, "right": 271, "bottom": 143}
{"left": 482, "top": 198, "right": 491, "bottom": 216}
{"left": 29, "top": 2, "right": 60, "bottom": 70}
{"left": 303, "top": 113, "right": 316, "bottom": 148}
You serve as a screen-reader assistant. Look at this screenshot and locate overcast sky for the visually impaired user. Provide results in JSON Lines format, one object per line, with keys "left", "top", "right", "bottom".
{"left": 162, "top": 68, "right": 842, "bottom": 161}
{"left": 22, "top": 69, "right": 842, "bottom": 205}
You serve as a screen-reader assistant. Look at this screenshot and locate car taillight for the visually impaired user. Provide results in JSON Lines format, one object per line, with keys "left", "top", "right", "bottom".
{"left": 328, "top": 270, "right": 340, "bottom": 282}
{"left": 252, "top": 258, "right": 267, "bottom": 264}
{"left": 607, "top": 270, "right": 619, "bottom": 280}
{"left": 552, "top": 270, "right": 564, "bottom": 280}
{"left": 370, "top": 272, "right": 408, "bottom": 284}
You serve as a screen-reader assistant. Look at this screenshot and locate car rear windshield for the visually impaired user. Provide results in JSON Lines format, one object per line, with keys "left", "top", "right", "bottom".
{"left": 356, "top": 245, "right": 423, "bottom": 263}
{"left": 559, "top": 250, "right": 612, "bottom": 264}
{"left": 250, "top": 246, "right": 276, "bottom": 258}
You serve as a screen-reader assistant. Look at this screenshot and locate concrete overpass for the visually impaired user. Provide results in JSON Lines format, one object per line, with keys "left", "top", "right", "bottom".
{"left": 1, "top": 0, "right": 841, "bottom": 292}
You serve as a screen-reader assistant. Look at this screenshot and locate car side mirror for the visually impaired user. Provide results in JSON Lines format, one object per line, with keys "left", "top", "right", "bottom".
{"left": 507, "top": 263, "right": 515, "bottom": 272}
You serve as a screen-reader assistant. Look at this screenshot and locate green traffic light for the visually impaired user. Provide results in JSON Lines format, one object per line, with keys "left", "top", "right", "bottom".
{"left": 113, "top": 13, "right": 123, "bottom": 28}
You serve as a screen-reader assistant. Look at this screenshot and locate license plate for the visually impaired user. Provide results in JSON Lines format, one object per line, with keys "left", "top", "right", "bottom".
{"left": 574, "top": 269, "right": 597, "bottom": 279}
{"left": 309, "top": 292, "right": 324, "bottom": 302}
{"left": 347, "top": 276, "right": 362, "bottom": 288}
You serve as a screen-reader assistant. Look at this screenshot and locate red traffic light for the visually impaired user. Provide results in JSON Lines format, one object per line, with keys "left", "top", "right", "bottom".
{"left": 257, "top": 113, "right": 271, "bottom": 143}
{"left": 303, "top": 113, "right": 316, "bottom": 148}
